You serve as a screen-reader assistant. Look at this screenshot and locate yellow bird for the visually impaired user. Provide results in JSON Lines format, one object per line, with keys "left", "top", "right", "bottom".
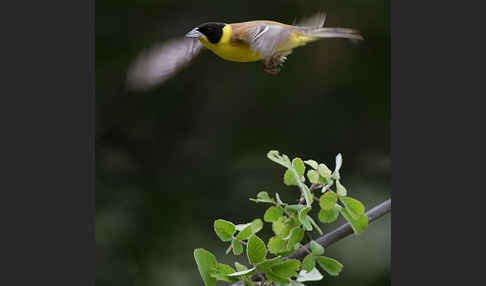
{"left": 127, "top": 12, "right": 363, "bottom": 90}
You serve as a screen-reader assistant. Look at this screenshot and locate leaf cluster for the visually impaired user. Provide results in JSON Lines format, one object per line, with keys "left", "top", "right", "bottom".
{"left": 194, "top": 150, "right": 369, "bottom": 286}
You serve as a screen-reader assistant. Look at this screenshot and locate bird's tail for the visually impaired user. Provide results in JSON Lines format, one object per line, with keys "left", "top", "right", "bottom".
{"left": 295, "top": 12, "right": 364, "bottom": 43}
{"left": 305, "top": 27, "right": 364, "bottom": 42}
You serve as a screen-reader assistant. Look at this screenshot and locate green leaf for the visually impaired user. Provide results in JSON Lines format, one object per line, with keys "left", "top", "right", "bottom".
{"left": 257, "top": 191, "right": 273, "bottom": 201}
{"left": 247, "top": 234, "right": 267, "bottom": 264}
{"left": 292, "top": 158, "right": 305, "bottom": 177}
{"left": 259, "top": 259, "right": 299, "bottom": 283}
{"left": 250, "top": 191, "right": 275, "bottom": 203}
{"left": 284, "top": 169, "right": 299, "bottom": 186}
{"left": 271, "top": 259, "right": 301, "bottom": 278}
{"left": 319, "top": 175, "right": 329, "bottom": 185}
{"left": 310, "top": 240, "right": 324, "bottom": 256}
{"left": 287, "top": 227, "right": 304, "bottom": 250}
{"left": 297, "top": 267, "right": 323, "bottom": 282}
{"left": 307, "top": 215, "right": 323, "bottom": 235}
{"left": 232, "top": 239, "right": 243, "bottom": 255}
{"left": 307, "top": 170, "right": 320, "bottom": 184}
{"left": 319, "top": 191, "right": 337, "bottom": 210}
{"left": 251, "top": 218, "right": 263, "bottom": 234}
{"left": 255, "top": 256, "right": 282, "bottom": 272}
{"left": 237, "top": 225, "right": 253, "bottom": 240}
{"left": 335, "top": 180, "right": 347, "bottom": 196}
{"left": 298, "top": 207, "right": 312, "bottom": 231}
{"left": 318, "top": 163, "right": 332, "bottom": 178}
{"left": 285, "top": 204, "right": 304, "bottom": 213}
{"left": 236, "top": 219, "right": 261, "bottom": 240}
{"left": 272, "top": 216, "right": 290, "bottom": 237}
{"left": 304, "top": 160, "right": 319, "bottom": 170}
{"left": 301, "top": 218, "right": 312, "bottom": 231}
{"left": 318, "top": 206, "right": 340, "bottom": 223}
{"left": 267, "top": 150, "right": 291, "bottom": 168}
{"left": 298, "top": 206, "right": 311, "bottom": 221}
{"left": 235, "top": 262, "right": 248, "bottom": 272}
{"left": 302, "top": 185, "right": 313, "bottom": 207}
{"left": 264, "top": 206, "right": 284, "bottom": 222}
{"left": 287, "top": 215, "right": 301, "bottom": 230}
{"left": 316, "top": 256, "right": 343, "bottom": 276}
{"left": 339, "top": 197, "right": 365, "bottom": 219}
{"left": 266, "top": 271, "right": 290, "bottom": 283}
{"left": 340, "top": 208, "right": 368, "bottom": 234}
{"left": 194, "top": 248, "right": 218, "bottom": 286}
{"left": 216, "top": 263, "right": 234, "bottom": 273}
{"left": 211, "top": 263, "right": 238, "bottom": 282}
{"left": 235, "top": 223, "right": 250, "bottom": 232}
{"left": 210, "top": 272, "right": 228, "bottom": 281}
{"left": 214, "top": 219, "right": 236, "bottom": 242}
{"left": 268, "top": 236, "right": 286, "bottom": 254}
{"left": 302, "top": 255, "right": 316, "bottom": 272}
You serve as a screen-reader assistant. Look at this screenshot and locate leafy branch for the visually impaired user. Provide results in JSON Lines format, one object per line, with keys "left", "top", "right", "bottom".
{"left": 229, "top": 199, "right": 391, "bottom": 286}
{"left": 289, "top": 199, "right": 391, "bottom": 260}
{"left": 194, "top": 150, "right": 390, "bottom": 286}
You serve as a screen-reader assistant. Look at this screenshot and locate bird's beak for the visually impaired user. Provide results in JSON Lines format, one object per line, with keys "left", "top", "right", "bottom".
{"left": 185, "top": 28, "right": 203, "bottom": 38}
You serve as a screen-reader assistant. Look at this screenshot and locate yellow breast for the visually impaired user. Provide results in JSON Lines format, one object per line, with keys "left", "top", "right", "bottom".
{"left": 199, "top": 25, "right": 262, "bottom": 62}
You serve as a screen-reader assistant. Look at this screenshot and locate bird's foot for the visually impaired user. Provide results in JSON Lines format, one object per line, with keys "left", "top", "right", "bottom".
{"left": 262, "top": 54, "right": 285, "bottom": 75}
{"left": 262, "top": 65, "right": 281, "bottom": 75}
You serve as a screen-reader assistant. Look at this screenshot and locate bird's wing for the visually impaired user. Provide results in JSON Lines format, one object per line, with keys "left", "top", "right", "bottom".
{"left": 234, "top": 22, "right": 292, "bottom": 59}
{"left": 126, "top": 38, "right": 203, "bottom": 91}
{"left": 238, "top": 14, "right": 326, "bottom": 60}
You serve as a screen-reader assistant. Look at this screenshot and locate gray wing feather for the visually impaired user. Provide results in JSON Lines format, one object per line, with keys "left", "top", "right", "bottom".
{"left": 126, "top": 38, "right": 203, "bottom": 91}
{"left": 247, "top": 25, "right": 290, "bottom": 59}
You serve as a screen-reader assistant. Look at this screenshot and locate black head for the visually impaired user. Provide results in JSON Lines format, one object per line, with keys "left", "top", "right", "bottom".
{"left": 196, "top": 22, "right": 226, "bottom": 44}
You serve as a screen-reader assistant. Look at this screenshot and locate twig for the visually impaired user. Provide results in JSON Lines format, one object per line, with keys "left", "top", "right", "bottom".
{"left": 288, "top": 199, "right": 391, "bottom": 260}
{"left": 238, "top": 240, "right": 248, "bottom": 246}
{"left": 309, "top": 183, "right": 323, "bottom": 192}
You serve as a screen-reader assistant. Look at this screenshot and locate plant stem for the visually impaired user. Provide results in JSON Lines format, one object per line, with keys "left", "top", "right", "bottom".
{"left": 309, "top": 183, "right": 323, "bottom": 192}
{"left": 288, "top": 199, "right": 391, "bottom": 260}
{"left": 238, "top": 239, "right": 248, "bottom": 246}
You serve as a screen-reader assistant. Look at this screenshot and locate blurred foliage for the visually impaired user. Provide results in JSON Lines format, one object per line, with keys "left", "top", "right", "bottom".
{"left": 96, "top": 0, "right": 390, "bottom": 286}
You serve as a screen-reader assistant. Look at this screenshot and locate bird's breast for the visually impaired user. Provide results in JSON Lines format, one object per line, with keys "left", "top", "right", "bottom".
{"left": 200, "top": 40, "right": 262, "bottom": 62}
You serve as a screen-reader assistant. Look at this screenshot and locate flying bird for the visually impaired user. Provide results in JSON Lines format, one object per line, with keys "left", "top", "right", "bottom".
{"left": 126, "top": 12, "right": 363, "bottom": 91}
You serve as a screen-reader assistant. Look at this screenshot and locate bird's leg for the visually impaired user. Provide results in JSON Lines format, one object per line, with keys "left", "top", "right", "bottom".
{"left": 262, "top": 53, "right": 284, "bottom": 75}
{"left": 262, "top": 65, "right": 280, "bottom": 75}
{"left": 262, "top": 51, "right": 291, "bottom": 75}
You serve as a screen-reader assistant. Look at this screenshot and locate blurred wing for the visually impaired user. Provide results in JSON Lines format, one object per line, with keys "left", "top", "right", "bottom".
{"left": 245, "top": 24, "right": 291, "bottom": 59}
{"left": 126, "top": 38, "right": 203, "bottom": 91}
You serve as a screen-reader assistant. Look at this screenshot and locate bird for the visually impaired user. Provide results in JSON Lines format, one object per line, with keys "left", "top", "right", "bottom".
{"left": 126, "top": 12, "right": 363, "bottom": 91}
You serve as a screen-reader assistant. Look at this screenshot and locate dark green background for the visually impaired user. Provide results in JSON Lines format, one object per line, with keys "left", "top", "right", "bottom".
{"left": 96, "top": 0, "right": 390, "bottom": 285}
